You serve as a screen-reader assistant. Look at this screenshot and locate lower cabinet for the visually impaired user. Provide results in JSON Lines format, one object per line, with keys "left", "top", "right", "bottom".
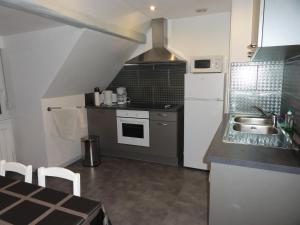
{"left": 87, "top": 108, "right": 183, "bottom": 167}
{"left": 209, "top": 163, "right": 300, "bottom": 225}
{"left": 149, "top": 120, "right": 177, "bottom": 157}
{"left": 149, "top": 111, "right": 184, "bottom": 166}
{"left": 87, "top": 109, "right": 117, "bottom": 152}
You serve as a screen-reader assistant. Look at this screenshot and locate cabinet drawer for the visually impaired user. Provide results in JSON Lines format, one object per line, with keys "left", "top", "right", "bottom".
{"left": 150, "top": 111, "right": 177, "bottom": 122}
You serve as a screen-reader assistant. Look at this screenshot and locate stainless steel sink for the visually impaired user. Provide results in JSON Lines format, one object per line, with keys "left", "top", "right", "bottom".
{"left": 233, "top": 124, "right": 279, "bottom": 135}
{"left": 223, "top": 115, "right": 295, "bottom": 149}
{"left": 234, "top": 116, "right": 273, "bottom": 125}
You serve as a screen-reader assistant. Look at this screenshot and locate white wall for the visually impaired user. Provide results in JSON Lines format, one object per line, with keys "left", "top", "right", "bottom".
{"left": 41, "top": 94, "right": 86, "bottom": 167}
{"left": 2, "top": 25, "right": 140, "bottom": 168}
{"left": 0, "top": 41, "right": 15, "bottom": 162}
{"left": 2, "top": 26, "right": 82, "bottom": 168}
{"left": 169, "top": 13, "right": 231, "bottom": 112}
{"left": 45, "top": 29, "right": 136, "bottom": 97}
{"left": 0, "top": 37, "right": 3, "bottom": 48}
{"left": 129, "top": 12, "right": 231, "bottom": 73}
{"left": 0, "top": 43, "right": 8, "bottom": 116}
{"left": 168, "top": 12, "right": 231, "bottom": 73}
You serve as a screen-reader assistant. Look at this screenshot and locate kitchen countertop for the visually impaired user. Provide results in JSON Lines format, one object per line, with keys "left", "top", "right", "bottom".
{"left": 206, "top": 114, "right": 300, "bottom": 174}
{"left": 86, "top": 103, "right": 184, "bottom": 112}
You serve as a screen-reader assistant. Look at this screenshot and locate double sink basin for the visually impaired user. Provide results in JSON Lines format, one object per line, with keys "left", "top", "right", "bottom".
{"left": 232, "top": 116, "right": 278, "bottom": 135}
{"left": 223, "top": 115, "right": 293, "bottom": 149}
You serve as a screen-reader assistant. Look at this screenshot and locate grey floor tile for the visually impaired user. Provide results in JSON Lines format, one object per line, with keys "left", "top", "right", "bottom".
{"left": 5, "top": 157, "right": 209, "bottom": 225}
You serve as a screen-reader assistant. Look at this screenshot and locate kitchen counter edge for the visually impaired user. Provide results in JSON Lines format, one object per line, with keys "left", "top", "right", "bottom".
{"left": 85, "top": 105, "right": 184, "bottom": 112}
{"left": 206, "top": 114, "right": 300, "bottom": 174}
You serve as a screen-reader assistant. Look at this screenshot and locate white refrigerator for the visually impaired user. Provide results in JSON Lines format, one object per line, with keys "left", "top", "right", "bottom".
{"left": 184, "top": 73, "right": 225, "bottom": 170}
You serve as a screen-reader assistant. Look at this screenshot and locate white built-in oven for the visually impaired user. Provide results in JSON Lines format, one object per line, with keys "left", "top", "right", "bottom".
{"left": 116, "top": 110, "right": 150, "bottom": 147}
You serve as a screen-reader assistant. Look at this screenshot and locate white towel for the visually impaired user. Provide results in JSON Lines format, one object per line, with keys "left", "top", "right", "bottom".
{"left": 49, "top": 113, "right": 60, "bottom": 138}
{"left": 77, "top": 108, "right": 87, "bottom": 129}
{"left": 51, "top": 109, "right": 79, "bottom": 141}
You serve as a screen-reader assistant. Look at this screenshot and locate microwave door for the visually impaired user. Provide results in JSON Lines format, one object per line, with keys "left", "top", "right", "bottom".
{"left": 191, "top": 56, "right": 223, "bottom": 73}
{"left": 195, "top": 59, "right": 211, "bottom": 69}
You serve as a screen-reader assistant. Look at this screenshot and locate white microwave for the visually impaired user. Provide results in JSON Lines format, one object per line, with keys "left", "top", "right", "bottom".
{"left": 191, "top": 56, "right": 223, "bottom": 73}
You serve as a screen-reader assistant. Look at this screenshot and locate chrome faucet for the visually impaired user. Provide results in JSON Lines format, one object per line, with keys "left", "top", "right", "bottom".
{"left": 252, "top": 106, "right": 269, "bottom": 117}
{"left": 251, "top": 106, "right": 278, "bottom": 127}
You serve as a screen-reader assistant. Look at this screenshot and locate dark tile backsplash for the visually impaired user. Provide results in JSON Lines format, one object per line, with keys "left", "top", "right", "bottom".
{"left": 107, "top": 63, "right": 186, "bottom": 105}
{"left": 281, "top": 60, "right": 300, "bottom": 134}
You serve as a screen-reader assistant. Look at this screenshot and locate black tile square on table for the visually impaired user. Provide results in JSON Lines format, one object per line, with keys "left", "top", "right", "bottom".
{"left": 62, "top": 196, "right": 100, "bottom": 215}
{"left": 0, "top": 192, "right": 20, "bottom": 211}
{"left": 0, "top": 176, "right": 16, "bottom": 188}
{"left": 32, "top": 188, "right": 69, "bottom": 205}
{"left": 36, "top": 210, "right": 84, "bottom": 225}
{"left": 0, "top": 200, "right": 49, "bottom": 225}
{"left": 6, "top": 182, "right": 41, "bottom": 196}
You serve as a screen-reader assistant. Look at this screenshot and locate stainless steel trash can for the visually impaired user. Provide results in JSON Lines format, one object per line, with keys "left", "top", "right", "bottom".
{"left": 81, "top": 136, "right": 101, "bottom": 167}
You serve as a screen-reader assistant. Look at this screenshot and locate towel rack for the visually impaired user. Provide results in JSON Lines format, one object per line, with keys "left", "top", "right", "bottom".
{"left": 47, "top": 106, "right": 83, "bottom": 111}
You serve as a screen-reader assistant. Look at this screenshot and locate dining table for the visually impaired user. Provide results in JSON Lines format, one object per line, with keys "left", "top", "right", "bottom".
{"left": 0, "top": 176, "right": 111, "bottom": 225}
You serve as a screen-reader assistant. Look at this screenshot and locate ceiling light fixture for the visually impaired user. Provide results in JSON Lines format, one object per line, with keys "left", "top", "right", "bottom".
{"left": 150, "top": 5, "right": 156, "bottom": 11}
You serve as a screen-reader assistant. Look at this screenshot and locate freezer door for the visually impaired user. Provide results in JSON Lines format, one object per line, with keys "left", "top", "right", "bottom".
{"left": 185, "top": 73, "right": 225, "bottom": 100}
{"left": 184, "top": 99, "right": 223, "bottom": 170}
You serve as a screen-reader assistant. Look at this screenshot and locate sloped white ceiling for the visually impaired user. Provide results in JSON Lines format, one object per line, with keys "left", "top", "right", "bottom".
{"left": 44, "top": 28, "right": 137, "bottom": 97}
{"left": 24, "top": 0, "right": 151, "bottom": 33}
{"left": 124, "top": 0, "right": 232, "bottom": 19}
{"left": 0, "top": 5, "right": 62, "bottom": 36}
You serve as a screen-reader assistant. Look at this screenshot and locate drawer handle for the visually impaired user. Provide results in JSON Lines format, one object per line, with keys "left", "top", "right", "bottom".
{"left": 158, "top": 113, "right": 168, "bottom": 117}
{"left": 158, "top": 122, "right": 168, "bottom": 126}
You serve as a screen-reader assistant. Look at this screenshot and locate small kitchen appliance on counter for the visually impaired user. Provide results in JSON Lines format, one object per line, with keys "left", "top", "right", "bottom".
{"left": 117, "top": 87, "right": 128, "bottom": 105}
{"left": 103, "top": 90, "right": 113, "bottom": 106}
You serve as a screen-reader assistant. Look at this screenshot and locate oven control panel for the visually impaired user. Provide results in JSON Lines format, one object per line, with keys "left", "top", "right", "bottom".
{"left": 116, "top": 110, "right": 149, "bottom": 119}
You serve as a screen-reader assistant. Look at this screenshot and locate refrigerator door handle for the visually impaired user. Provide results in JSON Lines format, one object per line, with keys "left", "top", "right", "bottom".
{"left": 185, "top": 97, "right": 223, "bottom": 101}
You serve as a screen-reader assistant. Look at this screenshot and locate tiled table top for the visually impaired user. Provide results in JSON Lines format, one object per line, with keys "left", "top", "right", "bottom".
{"left": 0, "top": 176, "right": 105, "bottom": 225}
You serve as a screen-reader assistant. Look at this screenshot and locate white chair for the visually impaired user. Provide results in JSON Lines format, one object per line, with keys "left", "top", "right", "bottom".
{"left": 0, "top": 160, "right": 33, "bottom": 183}
{"left": 37, "top": 167, "right": 81, "bottom": 196}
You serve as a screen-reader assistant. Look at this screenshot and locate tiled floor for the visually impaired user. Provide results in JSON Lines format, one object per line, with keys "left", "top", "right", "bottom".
{"left": 8, "top": 157, "right": 209, "bottom": 225}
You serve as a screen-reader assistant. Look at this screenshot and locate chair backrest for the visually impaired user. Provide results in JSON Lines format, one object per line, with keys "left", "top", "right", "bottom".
{"left": 0, "top": 160, "right": 33, "bottom": 183}
{"left": 37, "top": 167, "right": 81, "bottom": 196}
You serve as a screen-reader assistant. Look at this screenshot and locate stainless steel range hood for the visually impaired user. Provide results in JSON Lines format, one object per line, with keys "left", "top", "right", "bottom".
{"left": 126, "top": 18, "right": 186, "bottom": 65}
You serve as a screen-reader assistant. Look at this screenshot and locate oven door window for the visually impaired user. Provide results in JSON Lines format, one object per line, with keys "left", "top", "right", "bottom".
{"left": 122, "top": 123, "right": 144, "bottom": 138}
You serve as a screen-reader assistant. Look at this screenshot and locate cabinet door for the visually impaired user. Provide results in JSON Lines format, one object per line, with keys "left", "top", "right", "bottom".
{"left": 262, "top": 0, "right": 300, "bottom": 47}
{"left": 230, "top": 0, "right": 254, "bottom": 62}
{"left": 150, "top": 120, "right": 177, "bottom": 157}
{"left": 87, "top": 109, "right": 117, "bottom": 151}
{"left": 251, "top": 0, "right": 262, "bottom": 48}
